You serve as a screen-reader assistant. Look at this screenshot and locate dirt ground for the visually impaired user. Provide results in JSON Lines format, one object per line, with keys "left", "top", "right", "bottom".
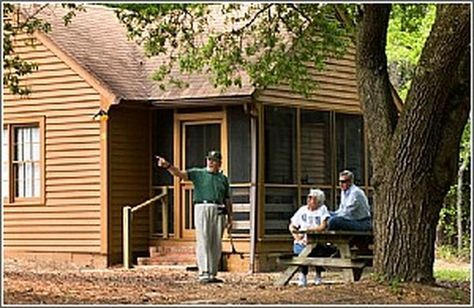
{"left": 3, "top": 258, "right": 471, "bottom": 305}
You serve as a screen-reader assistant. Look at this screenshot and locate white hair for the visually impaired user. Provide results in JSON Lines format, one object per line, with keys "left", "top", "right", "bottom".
{"left": 308, "top": 188, "right": 325, "bottom": 205}
{"left": 339, "top": 170, "right": 354, "bottom": 181}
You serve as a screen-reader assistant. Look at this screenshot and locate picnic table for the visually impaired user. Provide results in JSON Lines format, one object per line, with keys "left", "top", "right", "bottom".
{"left": 275, "top": 230, "right": 373, "bottom": 286}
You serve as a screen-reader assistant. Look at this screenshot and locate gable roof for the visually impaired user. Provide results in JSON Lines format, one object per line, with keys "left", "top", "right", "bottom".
{"left": 28, "top": 4, "right": 255, "bottom": 104}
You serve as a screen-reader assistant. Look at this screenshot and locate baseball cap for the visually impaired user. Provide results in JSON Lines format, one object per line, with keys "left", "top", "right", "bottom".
{"left": 206, "top": 150, "right": 222, "bottom": 162}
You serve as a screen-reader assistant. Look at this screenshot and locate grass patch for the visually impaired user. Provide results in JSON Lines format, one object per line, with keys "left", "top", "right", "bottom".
{"left": 434, "top": 268, "right": 471, "bottom": 282}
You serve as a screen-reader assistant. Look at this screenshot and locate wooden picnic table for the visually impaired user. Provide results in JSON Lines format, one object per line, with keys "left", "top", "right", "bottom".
{"left": 275, "top": 230, "right": 373, "bottom": 286}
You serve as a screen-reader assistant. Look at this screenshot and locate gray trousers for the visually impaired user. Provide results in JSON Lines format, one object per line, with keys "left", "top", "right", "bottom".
{"left": 194, "top": 203, "right": 225, "bottom": 278}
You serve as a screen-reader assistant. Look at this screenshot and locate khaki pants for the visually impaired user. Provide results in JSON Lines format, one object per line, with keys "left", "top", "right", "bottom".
{"left": 194, "top": 203, "right": 225, "bottom": 279}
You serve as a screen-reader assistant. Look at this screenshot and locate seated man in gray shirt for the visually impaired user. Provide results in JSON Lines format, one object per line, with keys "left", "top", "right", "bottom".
{"left": 328, "top": 170, "right": 372, "bottom": 231}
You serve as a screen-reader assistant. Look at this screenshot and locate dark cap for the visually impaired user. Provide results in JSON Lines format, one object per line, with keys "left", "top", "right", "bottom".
{"left": 206, "top": 150, "right": 222, "bottom": 162}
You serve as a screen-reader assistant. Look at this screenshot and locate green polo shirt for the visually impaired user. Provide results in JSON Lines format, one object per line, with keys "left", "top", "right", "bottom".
{"left": 187, "top": 168, "right": 230, "bottom": 204}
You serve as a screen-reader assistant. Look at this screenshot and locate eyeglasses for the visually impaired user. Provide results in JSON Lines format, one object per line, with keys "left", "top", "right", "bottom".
{"left": 339, "top": 179, "right": 349, "bottom": 184}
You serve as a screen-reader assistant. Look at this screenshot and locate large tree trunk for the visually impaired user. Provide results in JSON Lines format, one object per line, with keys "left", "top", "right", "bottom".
{"left": 356, "top": 4, "right": 470, "bottom": 282}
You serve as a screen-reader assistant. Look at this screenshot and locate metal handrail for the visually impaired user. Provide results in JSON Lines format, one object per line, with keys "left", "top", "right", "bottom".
{"left": 123, "top": 186, "right": 168, "bottom": 269}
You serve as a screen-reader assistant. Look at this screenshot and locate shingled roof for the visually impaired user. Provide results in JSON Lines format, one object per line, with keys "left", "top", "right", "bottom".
{"left": 30, "top": 4, "right": 255, "bottom": 102}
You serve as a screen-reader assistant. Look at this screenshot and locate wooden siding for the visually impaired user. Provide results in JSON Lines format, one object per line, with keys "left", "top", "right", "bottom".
{"left": 108, "top": 106, "right": 151, "bottom": 264}
{"left": 256, "top": 49, "right": 361, "bottom": 113}
{"left": 3, "top": 34, "right": 103, "bottom": 254}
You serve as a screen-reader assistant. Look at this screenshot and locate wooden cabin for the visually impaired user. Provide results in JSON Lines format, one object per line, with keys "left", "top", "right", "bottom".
{"left": 2, "top": 4, "right": 373, "bottom": 271}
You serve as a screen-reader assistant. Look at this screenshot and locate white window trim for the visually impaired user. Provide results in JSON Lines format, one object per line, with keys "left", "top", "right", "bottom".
{"left": 3, "top": 117, "right": 45, "bottom": 206}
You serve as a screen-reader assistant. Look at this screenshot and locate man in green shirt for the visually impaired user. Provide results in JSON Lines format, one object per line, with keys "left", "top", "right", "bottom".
{"left": 156, "top": 150, "right": 232, "bottom": 283}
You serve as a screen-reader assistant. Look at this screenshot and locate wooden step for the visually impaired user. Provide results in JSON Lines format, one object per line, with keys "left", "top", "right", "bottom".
{"left": 138, "top": 253, "right": 197, "bottom": 266}
{"left": 150, "top": 243, "right": 196, "bottom": 257}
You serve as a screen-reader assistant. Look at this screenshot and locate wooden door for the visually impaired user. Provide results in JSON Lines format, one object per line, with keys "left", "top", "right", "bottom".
{"left": 174, "top": 112, "right": 226, "bottom": 239}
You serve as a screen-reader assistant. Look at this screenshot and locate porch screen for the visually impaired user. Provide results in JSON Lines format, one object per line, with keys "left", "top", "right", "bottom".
{"left": 153, "top": 109, "right": 174, "bottom": 186}
{"left": 264, "top": 106, "right": 296, "bottom": 184}
{"left": 185, "top": 123, "right": 220, "bottom": 169}
{"left": 300, "top": 110, "right": 331, "bottom": 185}
{"left": 227, "top": 106, "right": 250, "bottom": 183}
{"left": 152, "top": 109, "right": 174, "bottom": 235}
{"left": 336, "top": 114, "right": 364, "bottom": 186}
{"left": 264, "top": 187, "right": 297, "bottom": 234}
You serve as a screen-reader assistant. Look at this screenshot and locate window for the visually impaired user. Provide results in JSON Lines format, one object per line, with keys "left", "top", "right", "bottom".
{"left": 14, "top": 125, "right": 40, "bottom": 198}
{"left": 3, "top": 119, "right": 44, "bottom": 204}
{"left": 2, "top": 127, "right": 8, "bottom": 199}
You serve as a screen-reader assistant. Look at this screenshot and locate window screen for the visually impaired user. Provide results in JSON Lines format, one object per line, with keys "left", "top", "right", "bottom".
{"left": 264, "top": 187, "right": 297, "bottom": 235}
{"left": 228, "top": 106, "right": 250, "bottom": 183}
{"left": 300, "top": 110, "right": 331, "bottom": 185}
{"left": 184, "top": 123, "right": 220, "bottom": 169}
{"left": 336, "top": 114, "right": 364, "bottom": 185}
{"left": 153, "top": 110, "right": 174, "bottom": 186}
{"left": 264, "top": 106, "right": 296, "bottom": 184}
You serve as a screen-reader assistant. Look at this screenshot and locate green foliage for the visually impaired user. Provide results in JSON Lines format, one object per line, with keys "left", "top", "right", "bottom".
{"left": 3, "top": 3, "right": 84, "bottom": 96}
{"left": 438, "top": 184, "right": 471, "bottom": 255}
{"left": 437, "top": 244, "right": 471, "bottom": 263}
{"left": 459, "top": 120, "right": 470, "bottom": 164}
{"left": 437, "top": 120, "right": 471, "bottom": 255}
{"left": 112, "top": 3, "right": 350, "bottom": 96}
{"left": 388, "top": 276, "right": 403, "bottom": 294}
{"left": 386, "top": 4, "right": 436, "bottom": 100}
{"left": 434, "top": 268, "right": 471, "bottom": 282}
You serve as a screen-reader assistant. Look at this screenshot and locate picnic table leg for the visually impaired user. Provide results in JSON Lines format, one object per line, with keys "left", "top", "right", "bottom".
{"left": 274, "top": 244, "right": 316, "bottom": 286}
{"left": 336, "top": 242, "right": 356, "bottom": 282}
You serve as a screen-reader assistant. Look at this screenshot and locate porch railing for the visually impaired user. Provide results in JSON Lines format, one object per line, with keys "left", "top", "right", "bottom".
{"left": 123, "top": 186, "right": 168, "bottom": 269}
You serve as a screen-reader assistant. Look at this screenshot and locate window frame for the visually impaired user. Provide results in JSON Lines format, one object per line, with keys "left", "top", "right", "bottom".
{"left": 3, "top": 117, "right": 45, "bottom": 206}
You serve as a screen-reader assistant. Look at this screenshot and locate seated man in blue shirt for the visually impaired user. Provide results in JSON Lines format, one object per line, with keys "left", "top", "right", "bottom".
{"left": 328, "top": 170, "right": 372, "bottom": 231}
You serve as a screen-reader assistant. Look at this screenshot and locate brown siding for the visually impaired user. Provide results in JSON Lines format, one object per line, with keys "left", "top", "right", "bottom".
{"left": 108, "top": 106, "right": 151, "bottom": 264}
{"left": 256, "top": 49, "right": 361, "bottom": 113}
{"left": 3, "top": 34, "right": 103, "bottom": 254}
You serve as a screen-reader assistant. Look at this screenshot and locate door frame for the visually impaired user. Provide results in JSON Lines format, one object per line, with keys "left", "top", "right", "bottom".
{"left": 173, "top": 111, "right": 227, "bottom": 239}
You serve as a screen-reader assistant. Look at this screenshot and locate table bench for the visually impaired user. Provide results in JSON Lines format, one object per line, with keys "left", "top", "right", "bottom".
{"left": 275, "top": 230, "right": 373, "bottom": 286}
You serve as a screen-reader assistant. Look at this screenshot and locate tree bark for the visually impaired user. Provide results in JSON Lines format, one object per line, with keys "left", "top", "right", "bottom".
{"left": 356, "top": 4, "right": 470, "bottom": 282}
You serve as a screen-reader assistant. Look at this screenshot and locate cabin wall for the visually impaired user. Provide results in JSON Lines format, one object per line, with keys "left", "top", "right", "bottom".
{"left": 256, "top": 48, "right": 360, "bottom": 112}
{"left": 3, "top": 33, "right": 106, "bottom": 267}
{"left": 108, "top": 105, "right": 151, "bottom": 264}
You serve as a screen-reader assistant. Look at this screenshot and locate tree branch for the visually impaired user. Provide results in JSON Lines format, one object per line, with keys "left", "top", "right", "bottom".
{"left": 432, "top": 46, "right": 470, "bottom": 193}
{"left": 336, "top": 4, "right": 404, "bottom": 113}
{"left": 231, "top": 4, "right": 274, "bottom": 36}
{"left": 356, "top": 4, "right": 398, "bottom": 175}
{"left": 334, "top": 5, "right": 356, "bottom": 33}
{"left": 289, "top": 3, "right": 312, "bottom": 25}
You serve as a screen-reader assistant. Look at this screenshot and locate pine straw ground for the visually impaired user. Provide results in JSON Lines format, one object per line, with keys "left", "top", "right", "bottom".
{"left": 3, "top": 258, "right": 471, "bottom": 305}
